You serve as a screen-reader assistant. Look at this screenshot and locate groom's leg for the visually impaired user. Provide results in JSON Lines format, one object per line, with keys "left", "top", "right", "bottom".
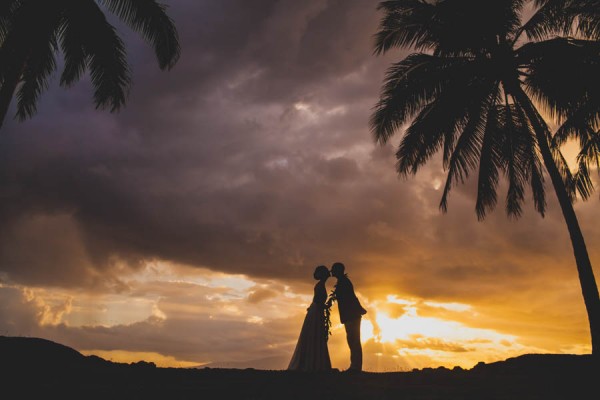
{"left": 344, "top": 317, "right": 362, "bottom": 371}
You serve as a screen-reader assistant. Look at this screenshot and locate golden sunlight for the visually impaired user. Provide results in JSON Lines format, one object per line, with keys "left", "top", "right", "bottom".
{"left": 373, "top": 295, "right": 513, "bottom": 343}
{"left": 352, "top": 294, "right": 524, "bottom": 369}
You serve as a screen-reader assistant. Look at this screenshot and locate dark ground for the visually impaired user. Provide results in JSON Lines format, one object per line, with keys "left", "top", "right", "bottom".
{"left": 1, "top": 336, "right": 598, "bottom": 399}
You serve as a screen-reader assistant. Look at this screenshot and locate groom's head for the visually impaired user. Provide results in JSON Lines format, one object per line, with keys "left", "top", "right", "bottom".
{"left": 331, "top": 262, "right": 345, "bottom": 278}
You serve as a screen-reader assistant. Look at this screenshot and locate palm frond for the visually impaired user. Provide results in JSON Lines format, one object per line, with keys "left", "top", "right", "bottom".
{"left": 571, "top": 0, "right": 600, "bottom": 39}
{"left": 370, "top": 53, "right": 473, "bottom": 145}
{"left": 571, "top": 160, "right": 595, "bottom": 200}
{"left": 513, "top": 102, "right": 547, "bottom": 216}
{"left": 58, "top": 1, "right": 91, "bottom": 87}
{"left": 375, "top": 0, "right": 524, "bottom": 56}
{"left": 0, "top": 0, "right": 21, "bottom": 44}
{"left": 499, "top": 104, "right": 532, "bottom": 218}
{"left": 475, "top": 104, "right": 503, "bottom": 220}
{"left": 553, "top": 100, "right": 600, "bottom": 148}
{"left": 374, "top": 0, "right": 439, "bottom": 54}
{"left": 98, "top": 0, "right": 180, "bottom": 70}
{"left": 0, "top": 0, "right": 22, "bottom": 38}
{"left": 527, "top": 93, "right": 581, "bottom": 202}
{"left": 577, "top": 130, "right": 600, "bottom": 170}
{"left": 526, "top": 0, "right": 600, "bottom": 40}
{"left": 521, "top": 0, "right": 576, "bottom": 41}
{"left": 555, "top": 149, "right": 578, "bottom": 201}
{"left": 62, "top": 0, "right": 131, "bottom": 112}
{"left": 2, "top": 0, "right": 63, "bottom": 120}
{"left": 567, "top": 130, "right": 600, "bottom": 200}
{"left": 16, "top": 31, "right": 58, "bottom": 120}
{"left": 0, "top": 1, "right": 30, "bottom": 77}
{"left": 395, "top": 91, "right": 466, "bottom": 176}
{"left": 439, "top": 86, "right": 498, "bottom": 213}
{"left": 518, "top": 38, "right": 600, "bottom": 122}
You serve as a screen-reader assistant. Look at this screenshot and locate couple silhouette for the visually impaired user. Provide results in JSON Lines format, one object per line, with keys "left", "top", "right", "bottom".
{"left": 288, "top": 262, "right": 367, "bottom": 372}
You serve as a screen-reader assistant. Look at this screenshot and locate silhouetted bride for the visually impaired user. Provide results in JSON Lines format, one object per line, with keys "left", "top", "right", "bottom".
{"left": 287, "top": 265, "right": 332, "bottom": 371}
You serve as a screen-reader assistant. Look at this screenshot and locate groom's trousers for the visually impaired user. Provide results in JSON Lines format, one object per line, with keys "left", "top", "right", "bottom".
{"left": 344, "top": 317, "right": 362, "bottom": 371}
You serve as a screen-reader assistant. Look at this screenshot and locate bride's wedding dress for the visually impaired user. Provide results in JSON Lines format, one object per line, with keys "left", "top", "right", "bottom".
{"left": 287, "top": 280, "right": 332, "bottom": 371}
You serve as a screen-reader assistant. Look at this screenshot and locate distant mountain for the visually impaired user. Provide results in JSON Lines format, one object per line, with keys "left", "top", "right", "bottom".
{"left": 1, "top": 335, "right": 598, "bottom": 400}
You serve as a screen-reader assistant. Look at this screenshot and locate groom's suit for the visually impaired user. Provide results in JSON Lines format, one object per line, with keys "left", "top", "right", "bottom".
{"left": 333, "top": 274, "right": 367, "bottom": 371}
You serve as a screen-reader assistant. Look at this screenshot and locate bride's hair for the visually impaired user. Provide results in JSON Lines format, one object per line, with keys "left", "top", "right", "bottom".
{"left": 313, "top": 265, "right": 329, "bottom": 280}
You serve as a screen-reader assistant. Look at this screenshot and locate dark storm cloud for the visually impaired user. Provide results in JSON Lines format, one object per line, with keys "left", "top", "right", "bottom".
{"left": 0, "top": 0, "right": 406, "bottom": 288}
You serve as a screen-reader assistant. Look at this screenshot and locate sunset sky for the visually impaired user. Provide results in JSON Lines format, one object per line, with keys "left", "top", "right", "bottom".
{"left": 0, "top": 0, "right": 598, "bottom": 372}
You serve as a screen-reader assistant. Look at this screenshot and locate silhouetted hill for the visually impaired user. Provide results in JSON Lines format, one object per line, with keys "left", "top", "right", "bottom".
{"left": 1, "top": 336, "right": 597, "bottom": 399}
{"left": 2, "top": 336, "right": 110, "bottom": 370}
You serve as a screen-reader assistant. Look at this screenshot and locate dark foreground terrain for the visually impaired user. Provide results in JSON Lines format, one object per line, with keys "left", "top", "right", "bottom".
{"left": 1, "top": 336, "right": 598, "bottom": 399}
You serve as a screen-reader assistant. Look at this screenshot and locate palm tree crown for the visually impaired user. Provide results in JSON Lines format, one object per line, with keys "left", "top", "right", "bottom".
{"left": 0, "top": 0, "right": 181, "bottom": 128}
{"left": 371, "top": 0, "right": 600, "bottom": 354}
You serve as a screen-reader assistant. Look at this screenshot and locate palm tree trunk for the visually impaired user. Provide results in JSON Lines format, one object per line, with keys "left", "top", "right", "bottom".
{"left": 514, "top": 88, "right": 600, "bottom": 355}
{"left": 0, "top": 70, "right": 20, "bottom": 130}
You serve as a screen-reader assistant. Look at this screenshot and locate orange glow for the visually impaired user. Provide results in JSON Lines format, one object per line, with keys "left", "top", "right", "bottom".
{"left": 7, "top": 263, "right": 592, "bottom": 372}
{"left": 80, "top": 350, "right": 201, "bottom": 368}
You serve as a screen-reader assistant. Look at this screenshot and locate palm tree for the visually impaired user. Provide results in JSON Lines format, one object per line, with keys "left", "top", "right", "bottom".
{"left": 0, "top": 0, "right": 180, "bottom": 130}
{"left": 370, "top": 0, "right": 600, "bottom": 355}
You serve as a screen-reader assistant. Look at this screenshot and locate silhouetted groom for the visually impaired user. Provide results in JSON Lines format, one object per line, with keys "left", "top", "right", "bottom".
{"left": 329, "top": 262, "right": 367, "bottom": 372}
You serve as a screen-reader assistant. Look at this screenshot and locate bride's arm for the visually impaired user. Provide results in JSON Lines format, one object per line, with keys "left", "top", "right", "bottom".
{"left": 325, "top": 288, "right": 337, "bottom": 308}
